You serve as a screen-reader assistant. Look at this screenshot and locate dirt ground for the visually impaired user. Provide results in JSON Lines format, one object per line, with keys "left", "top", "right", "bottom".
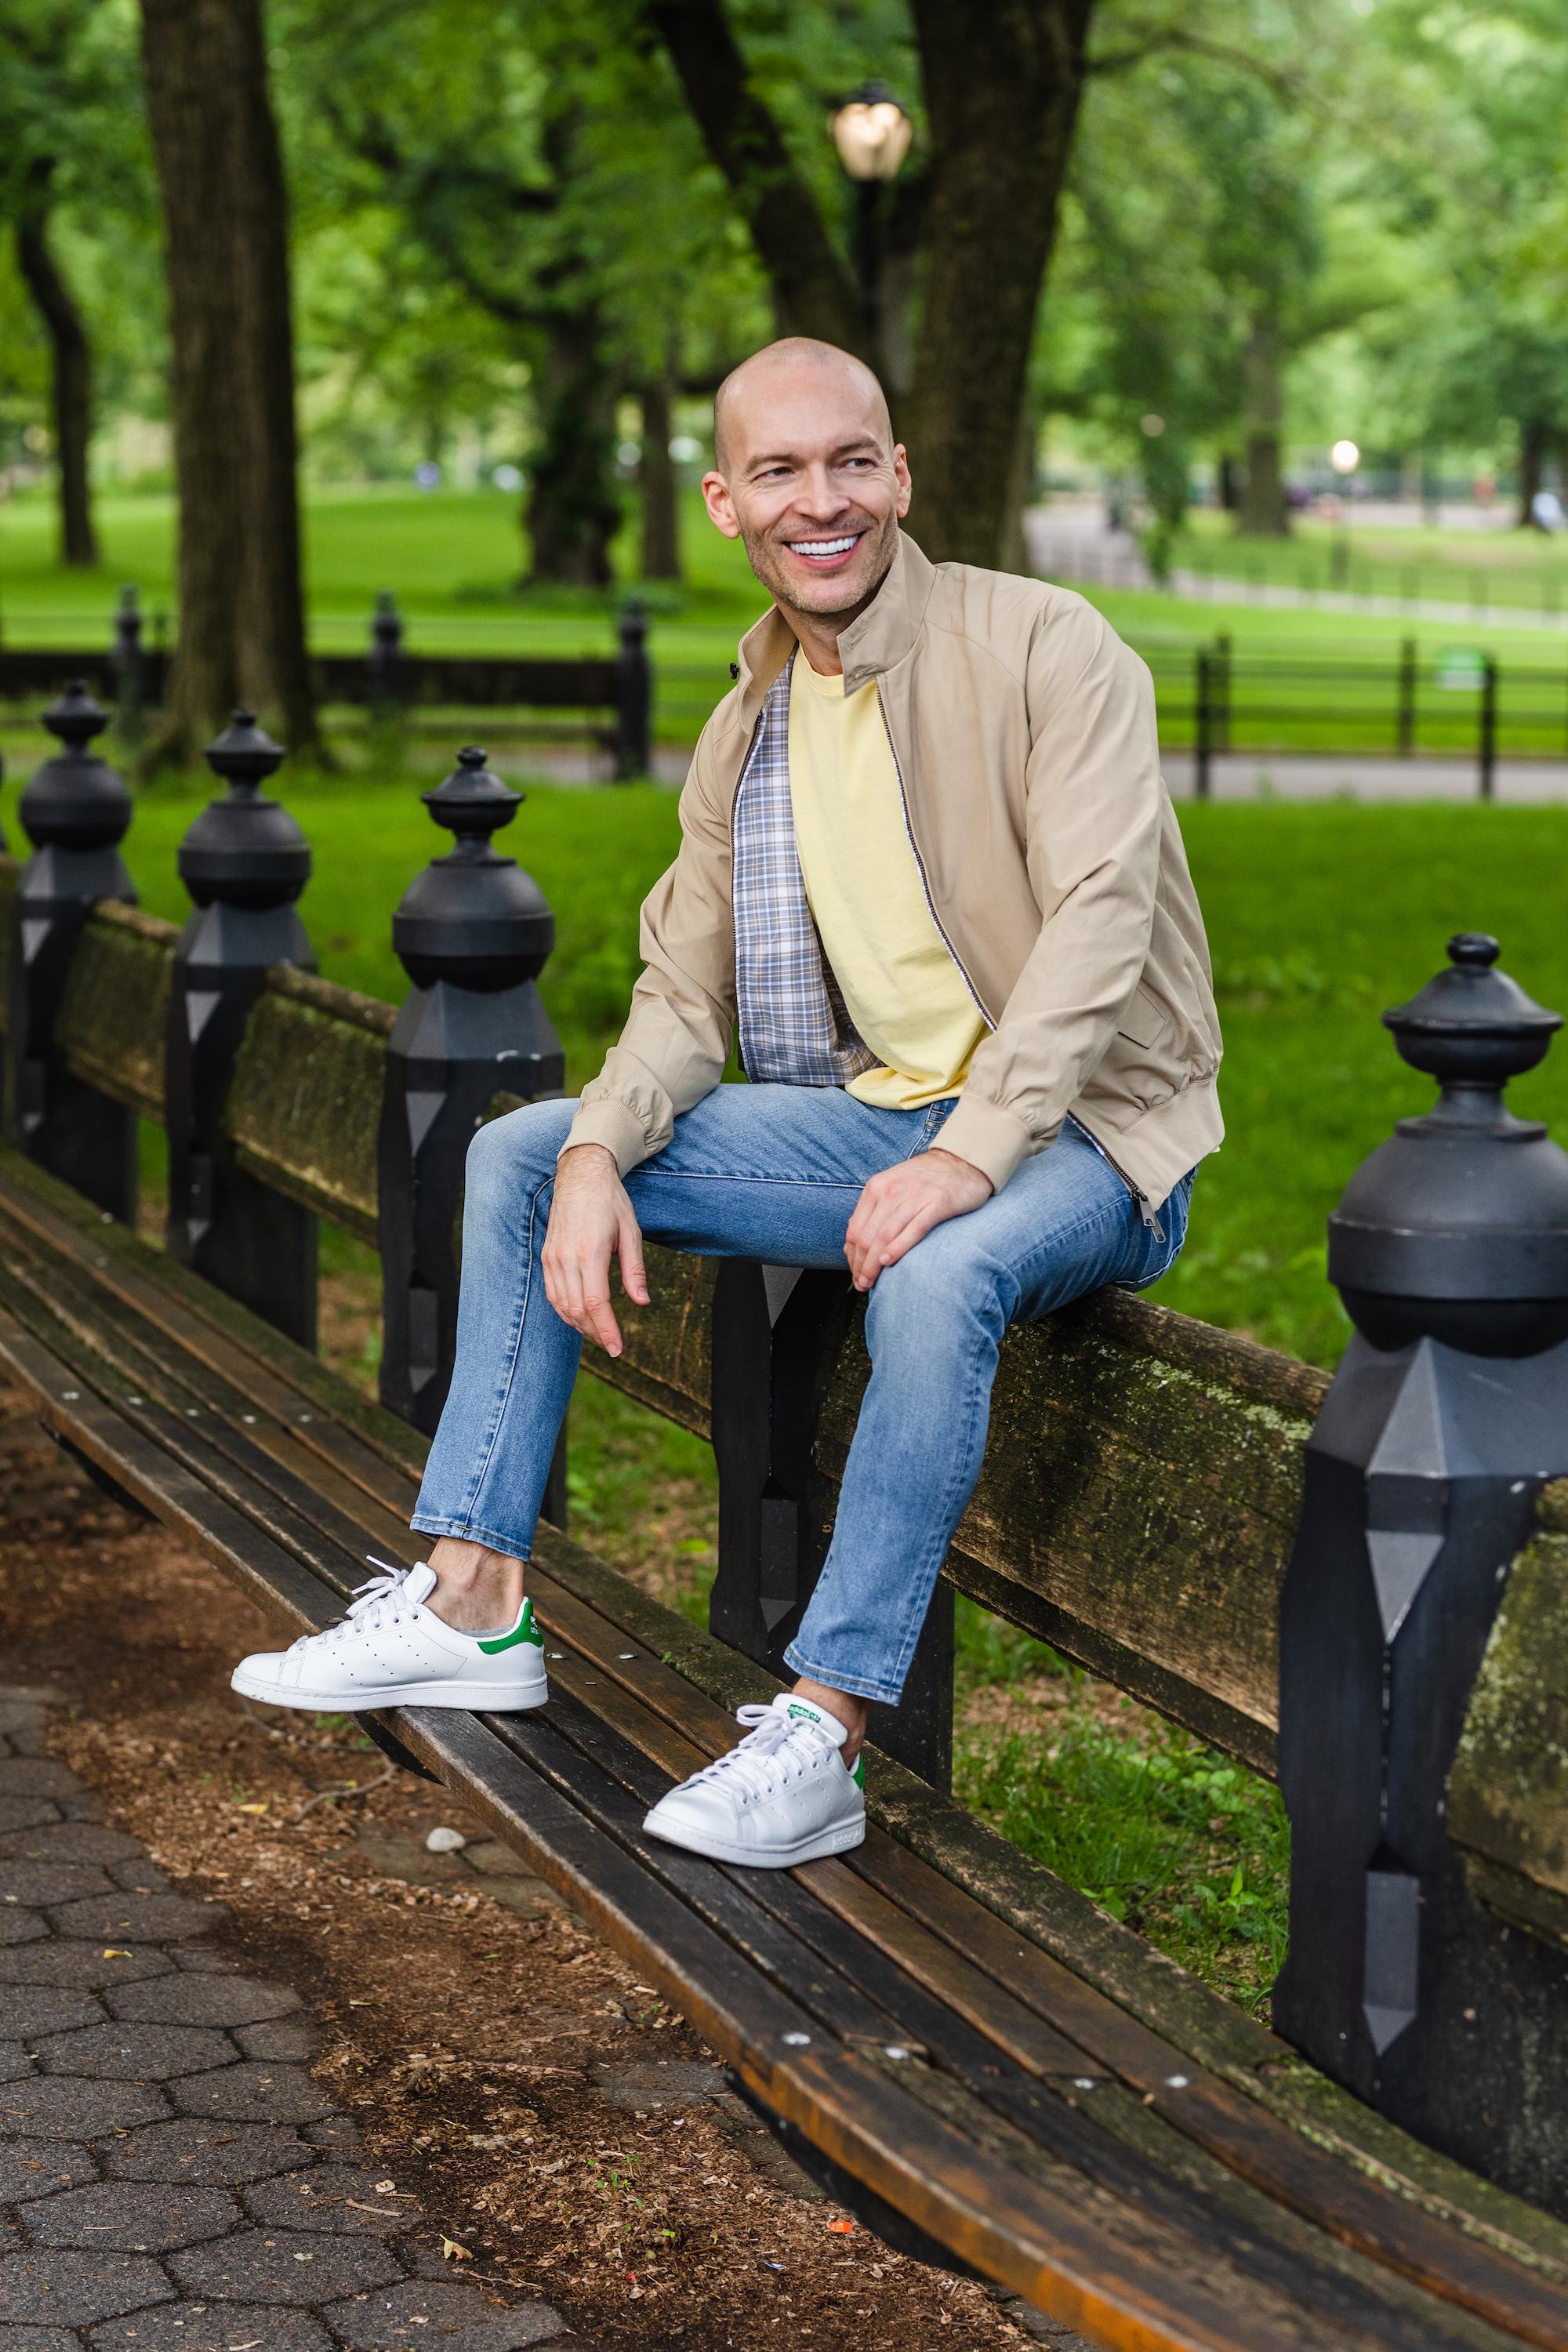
{"left": 0, "top": 1387, "right": 1052, "bottom": 2352}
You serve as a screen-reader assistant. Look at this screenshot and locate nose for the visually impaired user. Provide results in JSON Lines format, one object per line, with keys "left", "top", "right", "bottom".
{"left": 792, "top": 463, "right": 852, "bottom": 522}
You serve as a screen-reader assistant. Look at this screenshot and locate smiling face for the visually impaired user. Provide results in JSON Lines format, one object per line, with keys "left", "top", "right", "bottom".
{"left": 702, "top": 341, "right": 911, "bottom": 633}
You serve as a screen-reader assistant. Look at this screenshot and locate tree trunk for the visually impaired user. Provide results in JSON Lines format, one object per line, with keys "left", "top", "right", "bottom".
{"left": 139, "top": 0, "right": 317, "bottom": 761}
{"left": 1518, "top": 419, "right": 1547, "bottom": 529}
{"left": 526, "top": 309, "right": 621, "bottom": 588}
{"left": 900, "top": 0, "right": 1096, "bottom": 567}
{"left": 1218, "top": 452, "right": 1240, "bottom": 512}
{"left": 639, "top": 373, "right": 681, "bottom": 582}
{"left": 1236, "top": 311, "right": 1290, "bottom": 537}
{"left": 14, "top": 171, "right": 99, "bottom": 571}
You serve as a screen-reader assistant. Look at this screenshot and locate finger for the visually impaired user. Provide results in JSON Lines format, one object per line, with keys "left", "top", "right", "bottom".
{"left": 617, "top": 1215, "right": 650, "bottom": 1305}
{"left": 875, "top": 1203, "right": 945, "bottom": 1270}
{"left": 580, "top": 1277, "right": 624, "bottom": 1357}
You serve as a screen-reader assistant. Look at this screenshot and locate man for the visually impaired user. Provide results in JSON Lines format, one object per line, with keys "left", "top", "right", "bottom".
{"left": 233, "top": 339, "right": 1222, "bottom": 1870}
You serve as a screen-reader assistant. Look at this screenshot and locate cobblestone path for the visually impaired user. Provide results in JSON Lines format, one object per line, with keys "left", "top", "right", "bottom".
{"left": 0, "top": 1682, "right": 594, "bottom": 2352}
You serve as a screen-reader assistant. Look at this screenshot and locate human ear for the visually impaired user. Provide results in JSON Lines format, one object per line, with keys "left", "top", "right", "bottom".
{"left": 701, "top": 470, "right": 742, "bottom": 539}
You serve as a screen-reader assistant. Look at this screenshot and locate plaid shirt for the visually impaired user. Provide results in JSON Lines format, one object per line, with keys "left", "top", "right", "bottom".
{"left": 731, "top": 654, "right": 878, "bottom": 1088}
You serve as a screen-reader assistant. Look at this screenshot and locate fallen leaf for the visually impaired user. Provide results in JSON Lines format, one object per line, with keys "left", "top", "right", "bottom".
{"left": 441, "top": 2238, "right": 474, "bottom": 2263}
{"left": 235, "top": 1802, "right": 268, "bottom": 1816}
{"left": 101, "top": 1949, "right": 132, "bottom": 1959}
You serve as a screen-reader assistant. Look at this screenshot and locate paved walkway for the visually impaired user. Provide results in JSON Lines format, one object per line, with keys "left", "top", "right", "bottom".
{"left": 1160, "top": 750, "right": 1568, "bottom": 802}
{"left": 0, "top": 1681, "right": 593, "bottom": 2352}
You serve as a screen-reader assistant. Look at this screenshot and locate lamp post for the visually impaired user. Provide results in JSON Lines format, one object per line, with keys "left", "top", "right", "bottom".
{"left": 1330, "top": 437, "right": 1359, "bottom": 590}
{"left": 830, "top": 80, "right": 913, "bottom": 358}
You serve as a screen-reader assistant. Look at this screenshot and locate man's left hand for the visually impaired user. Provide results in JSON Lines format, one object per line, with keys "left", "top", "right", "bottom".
{"left": 844, "top": 1147, "right": 993, "bottom": 1291}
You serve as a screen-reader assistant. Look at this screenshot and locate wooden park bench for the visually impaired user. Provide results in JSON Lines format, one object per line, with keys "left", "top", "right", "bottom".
{"left": 0, "top": 590, "right": 653, "bottom": 779}
{"left": 2, "top": 684, "right": 1568, "bottom": 2350}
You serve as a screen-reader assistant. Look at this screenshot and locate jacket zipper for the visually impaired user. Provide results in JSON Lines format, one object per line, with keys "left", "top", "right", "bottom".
{"left": 1073, "top": 1117, "right": 1165, "bottom": 1241}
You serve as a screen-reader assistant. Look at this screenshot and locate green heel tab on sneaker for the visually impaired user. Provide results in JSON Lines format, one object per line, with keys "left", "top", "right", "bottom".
{"left": 477, "top": 1598, "right": 545, "bottom": 1654}
{"left": 852, "top": 1756, "right": 866, "bottom": 1788}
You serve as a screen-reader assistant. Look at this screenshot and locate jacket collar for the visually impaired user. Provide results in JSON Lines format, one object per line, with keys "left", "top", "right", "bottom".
{"left": 731, "top": 531, "right": 936, "bottom": 725}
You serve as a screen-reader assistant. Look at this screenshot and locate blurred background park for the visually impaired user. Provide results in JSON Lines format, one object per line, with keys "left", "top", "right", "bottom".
{"left": 5, "top": 0, "right": 1568, "bottom": 1996}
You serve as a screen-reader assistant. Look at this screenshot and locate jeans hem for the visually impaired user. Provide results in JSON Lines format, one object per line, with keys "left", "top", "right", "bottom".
{"left": 781, "top": 1643, "right": 905, "bottom": 1708}
{"left": 408, "top": 1514, "right": 534, "bottom": 1563}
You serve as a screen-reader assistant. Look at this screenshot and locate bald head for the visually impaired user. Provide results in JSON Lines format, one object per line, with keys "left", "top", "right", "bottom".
{"left": 701, "top": 336, "right": 910, "bottom": 637}
{"left": 713, "top": 338, "right": 892, "bottom": 475}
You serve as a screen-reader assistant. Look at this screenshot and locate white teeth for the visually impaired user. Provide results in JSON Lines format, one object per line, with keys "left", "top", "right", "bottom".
{"left": 793, "top": 536, "right": 858, "bottom": 557}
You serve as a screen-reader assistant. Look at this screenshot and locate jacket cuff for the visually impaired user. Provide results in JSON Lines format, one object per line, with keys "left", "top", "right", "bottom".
{"left": 559, "top": 1098, "right": 652, "bottom": 1178}
{"left": 940, "top": 1094, "right": 1036, "bottom": 1194}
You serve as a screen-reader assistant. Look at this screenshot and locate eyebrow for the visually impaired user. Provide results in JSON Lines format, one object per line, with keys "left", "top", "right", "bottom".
{"left": 746, "top": 436, "right": 883, "bottom": 472}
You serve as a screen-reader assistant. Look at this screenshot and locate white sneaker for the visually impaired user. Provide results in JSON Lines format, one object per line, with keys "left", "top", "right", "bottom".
{"left": 231, "top": 1559, "right": 548, "bottom": 1714}
{"left": 642, "top": 1693, "right": 865, "bottom": 1867}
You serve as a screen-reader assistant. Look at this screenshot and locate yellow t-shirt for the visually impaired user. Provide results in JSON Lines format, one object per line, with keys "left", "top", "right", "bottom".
{"left": 786, "top": 655, "right": 985, "bottom": 1110}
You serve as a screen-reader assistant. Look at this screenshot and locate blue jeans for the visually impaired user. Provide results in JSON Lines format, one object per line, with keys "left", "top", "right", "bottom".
{"left": 412, "top": 1084, "right": 1192, "bottom": 1707}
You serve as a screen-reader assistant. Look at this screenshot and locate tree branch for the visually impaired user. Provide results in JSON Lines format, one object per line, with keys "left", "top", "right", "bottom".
{"left": 1087, "top": 23, "right": 1302, "bottom": 102}
{"left": 637, "top": 0, "right": 865, "bottom": 354}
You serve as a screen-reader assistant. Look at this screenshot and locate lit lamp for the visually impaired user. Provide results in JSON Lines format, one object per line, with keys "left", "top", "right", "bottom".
{"left": 1330, "top": 437, "right": 1359, "bottom": 587}
{"left": 830, "top": 80, "right": 912, "bottom": 350}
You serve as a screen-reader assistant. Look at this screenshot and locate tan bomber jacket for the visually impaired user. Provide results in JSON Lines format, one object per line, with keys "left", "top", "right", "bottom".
{"left": 564, "top": 532, "right": 1223, "bottom": 1213}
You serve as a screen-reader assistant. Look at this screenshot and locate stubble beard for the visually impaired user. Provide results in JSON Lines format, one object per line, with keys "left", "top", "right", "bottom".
{"left": 741, "top": 511, "right": 901, "bottom": 626}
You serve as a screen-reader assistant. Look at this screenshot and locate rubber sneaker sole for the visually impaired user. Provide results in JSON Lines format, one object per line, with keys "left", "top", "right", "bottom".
{"left": 230, "top": 1664, "right": 548, "bottom": 1713}
{"left": 641, "top": 1807, "right": 865, "bottom": 1868}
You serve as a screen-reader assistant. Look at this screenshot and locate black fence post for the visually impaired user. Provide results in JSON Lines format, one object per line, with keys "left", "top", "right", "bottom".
{"left": 111, "top": 586, "right": 145, "bottom": 751}
{"left": 379, "top": 747, "right": 565, "bottom": 1457}
{"left": 367, "top": 590, "right": 405, "bottom": 721}
{"left": 5, "top": 683, "right": 137, "bottom": 1219}
{"left": 1213, "top": 632, "right": 1232, "bottom": 753}
{"left": 709, "top": 1260, "right": 955, "bottom": 1790}
{"left": 1478, "top": 657, "right": 1497, "bottom": 800}
{"left": 1193, "top": 650, "right": 1214, "bottom": 800}
{"left": 1274, "top": 933, "right": 1568, "bottom": 2212}
{"left": 1396, "top": 636, "right": 1417, "bottom": 756}
{"left": 165, "top": 713, "right": 318, "bottom": 1346}
{"left": 612, "top": 598, "right": 652, "bottom": 781}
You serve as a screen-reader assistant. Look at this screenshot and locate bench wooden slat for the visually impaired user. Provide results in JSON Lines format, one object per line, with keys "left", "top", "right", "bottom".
{"left": 0, "top": 1152, "right": 424, "bottom": 1497}
{"left": 0, "top": 1201, "right": 415, "bottom": 1562}
{"left": 0, "top": 1307, "right": 338, "bottom": 1643}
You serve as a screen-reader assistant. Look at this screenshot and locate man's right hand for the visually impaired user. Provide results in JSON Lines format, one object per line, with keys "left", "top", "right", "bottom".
{"left": 541, "top": 1144, "right": 649, "bottom": 1359}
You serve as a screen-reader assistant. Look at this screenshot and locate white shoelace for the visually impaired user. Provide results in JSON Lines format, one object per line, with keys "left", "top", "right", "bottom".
{"left": 288, "top": 1559, "right": 418, "bottom": 1654}
{"left": 687, "top": 1704, "right": 838, "bottom": 1806}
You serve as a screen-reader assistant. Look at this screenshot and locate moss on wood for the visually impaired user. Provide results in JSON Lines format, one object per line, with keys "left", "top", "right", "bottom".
{"left": 56, "top": 901, "right": 176, "bottom": 1120}
{"left": 224, "top": 978, "right": 384, "bottom": 1242}
{"left": 1450, "top": 1492, "right": 1568, "bottom": 1948}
